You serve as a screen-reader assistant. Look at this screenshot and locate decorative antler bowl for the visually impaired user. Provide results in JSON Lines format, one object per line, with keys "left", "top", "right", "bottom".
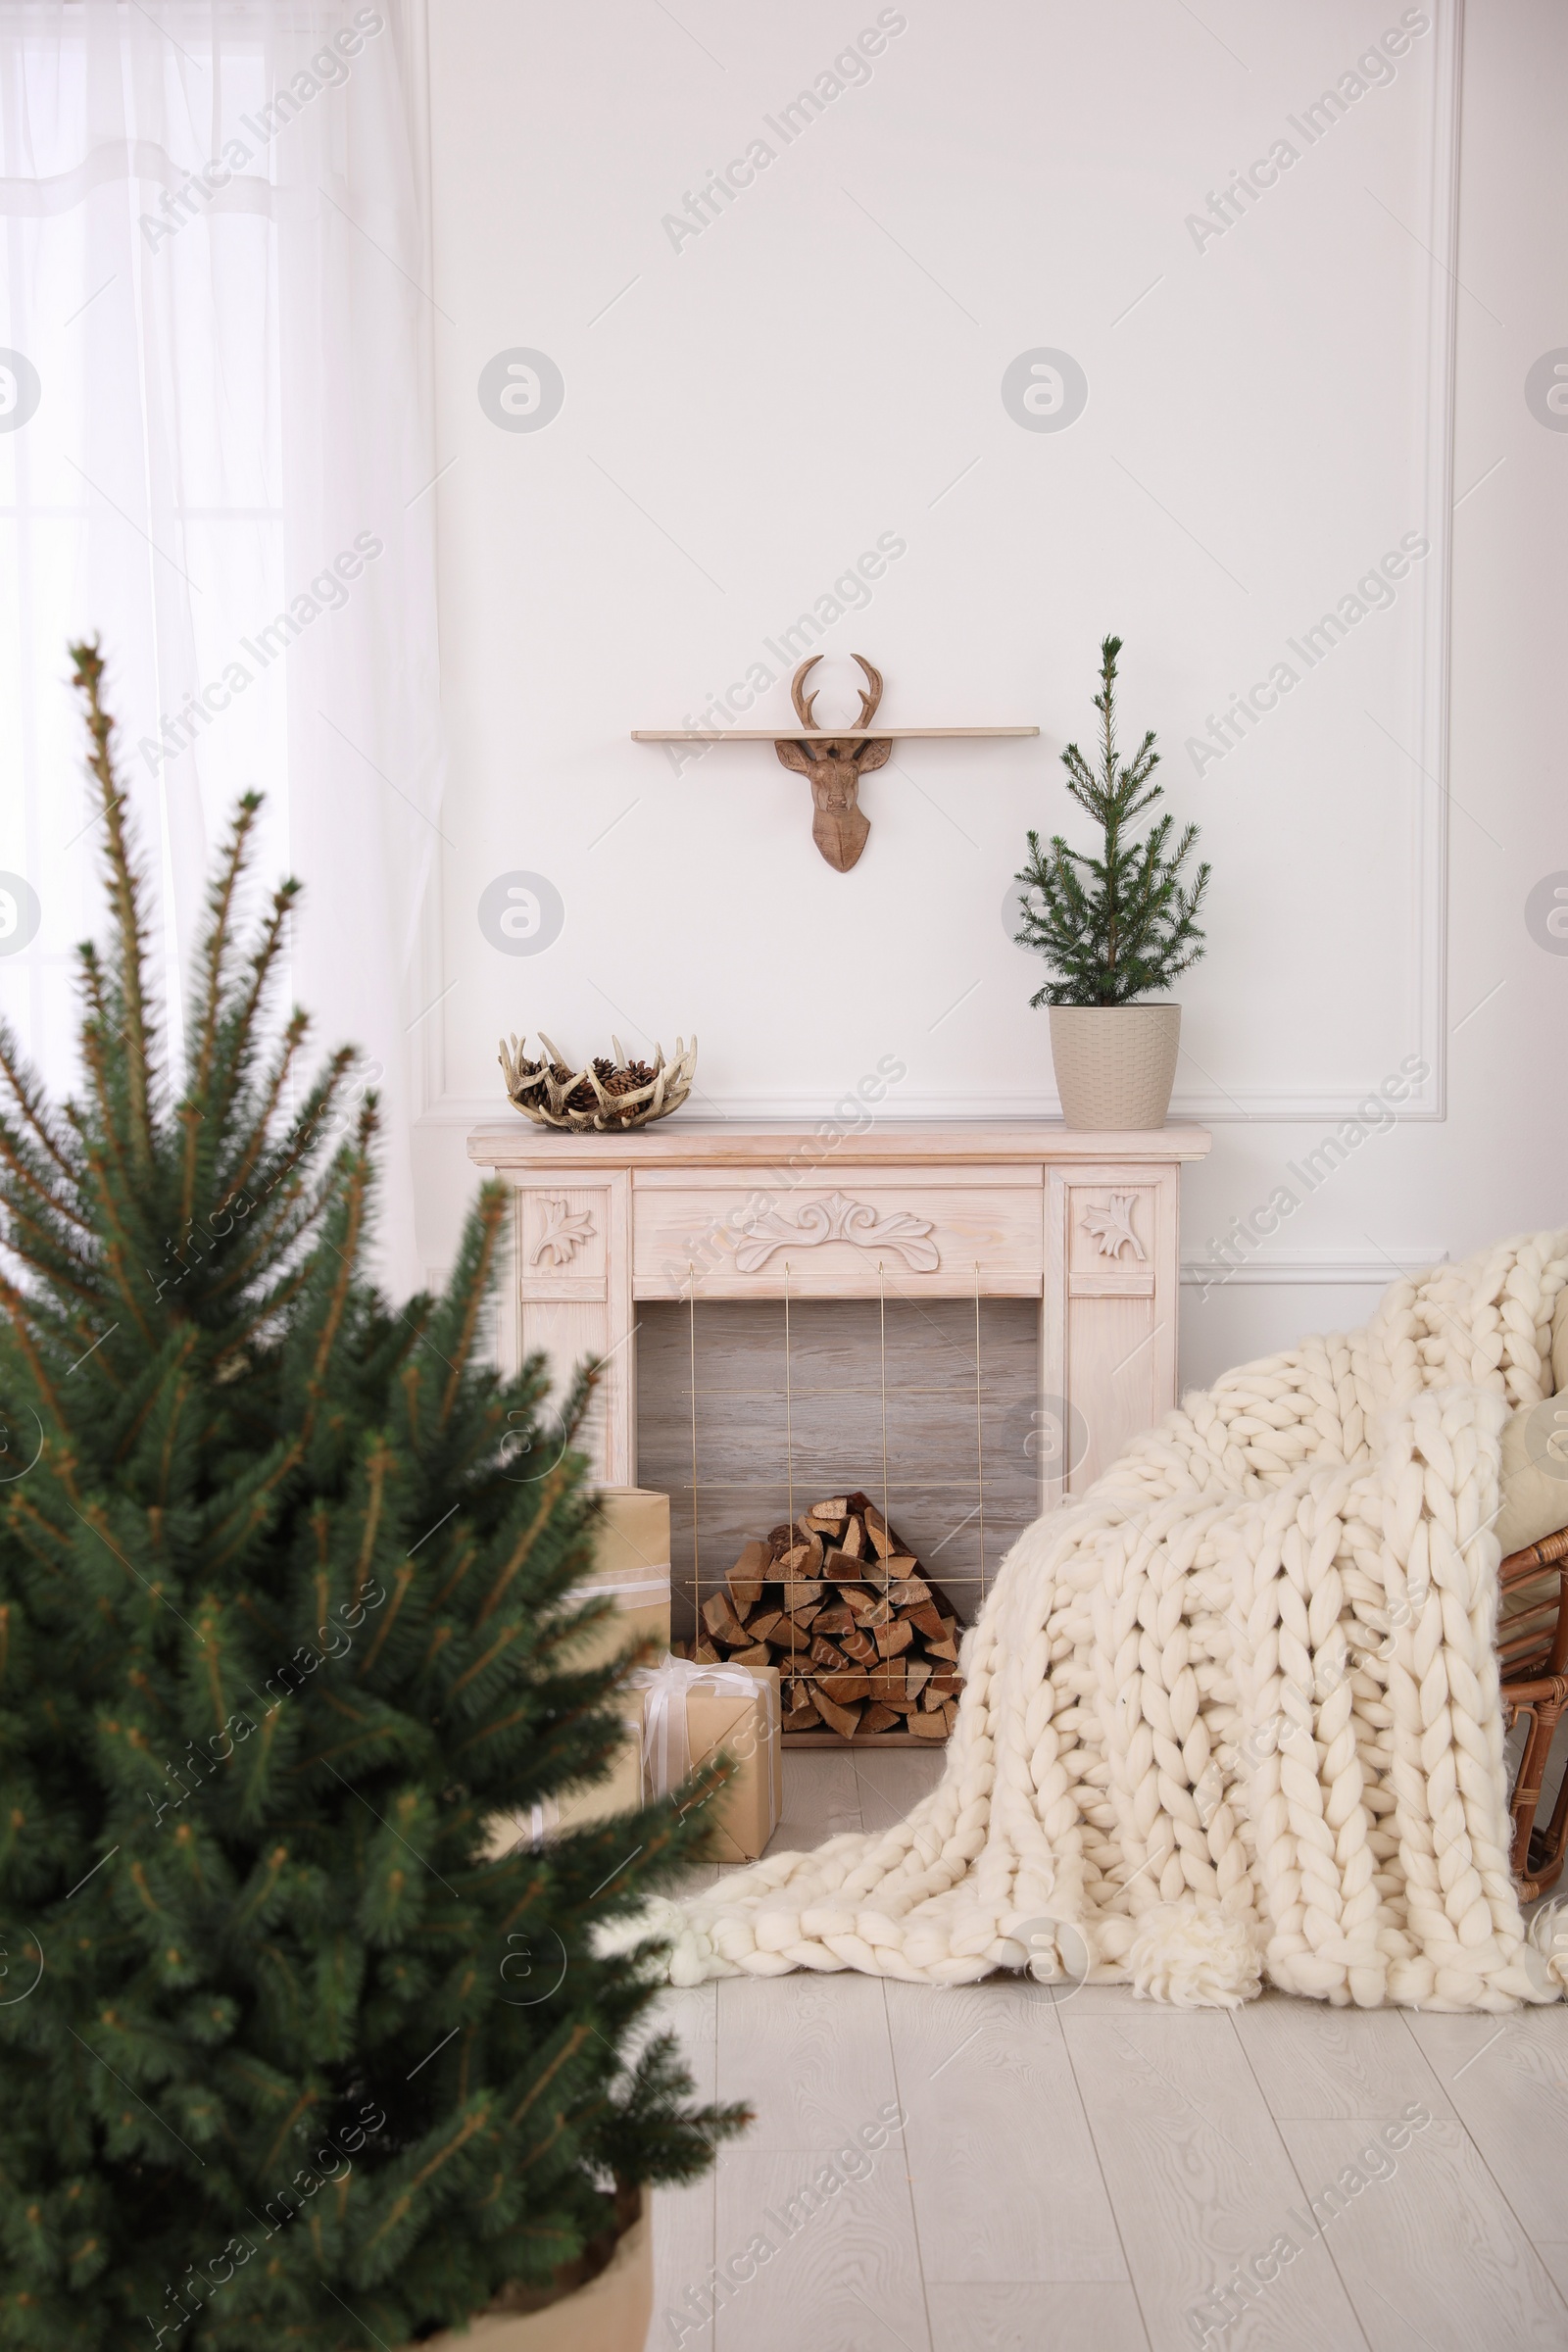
{"left": 499, "top": 1031, "right": 697, "bottom": 1132}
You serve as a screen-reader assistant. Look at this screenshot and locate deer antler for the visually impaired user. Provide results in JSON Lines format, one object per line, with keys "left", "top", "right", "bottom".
{"left": 790, "top": 656, "right": 822, "bottom": 732}
{"left": 790, "top": 653, "right": 883, "bottom": 735}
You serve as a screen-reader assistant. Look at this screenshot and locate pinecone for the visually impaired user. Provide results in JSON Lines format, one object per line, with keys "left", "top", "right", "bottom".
{"left": 595, "top": 1055, "right": 657, "bottom": 1098}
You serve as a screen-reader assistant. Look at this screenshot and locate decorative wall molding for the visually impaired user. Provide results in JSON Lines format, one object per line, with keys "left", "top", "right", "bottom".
{"left": 733, "top": 1191, "right": 940, "bottom": 1273}
{"left": 1411, "top": 0, "right": 1463, "bottom": 1125}
{"left": 1181, "top": 1248, "right": 1450, "bottom": 1289}
{"left": 415, "top": 7, "right": 1461, "bottom": 1135}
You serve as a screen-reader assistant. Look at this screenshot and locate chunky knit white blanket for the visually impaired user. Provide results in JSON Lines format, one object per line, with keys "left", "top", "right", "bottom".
{"left": 653, "top": 1233, "right": 1568, "bottom": 2010}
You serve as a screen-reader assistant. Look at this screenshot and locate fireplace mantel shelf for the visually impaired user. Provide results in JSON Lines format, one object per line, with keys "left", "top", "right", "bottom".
{"left": 466, "top": 1118, "right": 1212, "bottom": 1169}
{"left": 629, "top": 726, "right": 1039, "bottom": 742}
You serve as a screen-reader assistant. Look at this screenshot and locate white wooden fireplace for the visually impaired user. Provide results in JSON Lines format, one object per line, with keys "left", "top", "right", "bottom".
{"left": 466, "top": 1120, "right": 1211, "bottom": 1517}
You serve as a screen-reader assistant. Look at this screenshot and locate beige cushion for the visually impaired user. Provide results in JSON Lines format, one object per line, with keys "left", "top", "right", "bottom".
{"left": 1497, "top": 1396, "right": 1568, "bottom": 1557}
{"left": 1555, "top": 1287, "right": 1568, "bottom": 1395}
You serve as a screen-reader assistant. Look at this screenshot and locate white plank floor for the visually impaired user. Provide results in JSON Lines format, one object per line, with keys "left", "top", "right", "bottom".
{"left": 643, "top": 1750, "right": 1568, "bottom": 2352}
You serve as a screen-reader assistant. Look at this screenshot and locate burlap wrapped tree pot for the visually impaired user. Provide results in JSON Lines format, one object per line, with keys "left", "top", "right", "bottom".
{"left": 1049, "top": 1000, "right": 1181, "bottom": 1129}
{"left": 414, "top": 2193, "right": 652, "bottom": 2352}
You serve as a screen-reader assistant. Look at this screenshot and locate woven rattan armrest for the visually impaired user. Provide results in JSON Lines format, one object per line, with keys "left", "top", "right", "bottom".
{"left": 1498, "top": 1526, "right": 1568, "bottom": 1899}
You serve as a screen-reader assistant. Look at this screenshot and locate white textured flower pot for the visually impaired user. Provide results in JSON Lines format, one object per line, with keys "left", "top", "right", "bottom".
{"left": 1049, "top": 1003, "right": 1181, "bottom": 1130}
{"left": 412, "top": 2193, "right": 651, "bottom": 2352}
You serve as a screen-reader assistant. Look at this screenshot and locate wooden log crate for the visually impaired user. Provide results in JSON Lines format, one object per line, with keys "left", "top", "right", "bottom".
{"left": 687, "top": 1490, "right": 964, "bottom": 1743}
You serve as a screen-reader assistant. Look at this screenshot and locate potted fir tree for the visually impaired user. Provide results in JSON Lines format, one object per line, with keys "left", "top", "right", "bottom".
{"left": 0, "top": 646, "right": 749, "bottom": 2352}
{"left": 1013, "top": 635, "right": 1209, "bottom": 1129}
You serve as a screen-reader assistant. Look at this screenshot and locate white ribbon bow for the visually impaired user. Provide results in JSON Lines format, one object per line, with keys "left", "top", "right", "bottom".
{"left": 628, "top": 1653, "right": 776, "bottom": 1795}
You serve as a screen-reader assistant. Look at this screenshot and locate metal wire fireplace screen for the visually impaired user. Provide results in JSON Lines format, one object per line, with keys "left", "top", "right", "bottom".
{"left": 634, "top": 1295, "right": 1042, "bottom": 1646}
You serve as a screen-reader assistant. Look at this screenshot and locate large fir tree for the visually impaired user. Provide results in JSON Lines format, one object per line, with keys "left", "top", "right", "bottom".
{"left": 0, "top": 645, "right": 745, "bottom": 2352}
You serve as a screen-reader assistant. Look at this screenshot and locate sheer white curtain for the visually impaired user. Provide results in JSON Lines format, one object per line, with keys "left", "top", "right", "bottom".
{"left": 0, "top": 0, "right": 442, "bottom": 1295}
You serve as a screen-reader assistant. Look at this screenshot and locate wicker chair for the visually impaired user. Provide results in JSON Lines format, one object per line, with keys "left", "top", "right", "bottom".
{"left": 1499, "top": 1527, "right": 1568, "bottom": 1900}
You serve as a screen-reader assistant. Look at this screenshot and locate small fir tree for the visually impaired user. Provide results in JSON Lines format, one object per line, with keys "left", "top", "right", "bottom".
{"left": 0, "top": 645, "right": 747, "bottom": 2352}
{"left": 1014, "top": 635, "right": 1210, "bottom": 1005}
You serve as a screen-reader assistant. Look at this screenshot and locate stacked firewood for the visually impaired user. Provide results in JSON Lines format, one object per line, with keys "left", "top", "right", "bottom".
{"left": 693, "top": 1491, "right": 964, "bottom": 1740}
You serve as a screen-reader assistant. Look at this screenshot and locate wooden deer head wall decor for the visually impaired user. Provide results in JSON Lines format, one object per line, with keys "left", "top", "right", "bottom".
{"left": 773, "top": 654, "right": 891, "bottom": 872}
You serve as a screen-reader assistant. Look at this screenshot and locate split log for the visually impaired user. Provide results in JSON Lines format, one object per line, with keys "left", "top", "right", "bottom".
{"left": 702, "top": 1592, "right": 750, "bottom": 1647}
{"left": 815, "top": 1671, "right": 874, "bottom": 1705}
{"left": 812, "top": 1604, "right": 856, "bottom": 1637}
{"left": 728, "top": 1540, "right": 772, "bottom": 1612}
{"left": 813, "top": 1688, "right": 862, "bottom": 1738}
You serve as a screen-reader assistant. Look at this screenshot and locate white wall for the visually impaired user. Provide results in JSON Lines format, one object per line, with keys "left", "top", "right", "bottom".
{"left": 414, "top": 0, "right": 1568, "bottom": 1393}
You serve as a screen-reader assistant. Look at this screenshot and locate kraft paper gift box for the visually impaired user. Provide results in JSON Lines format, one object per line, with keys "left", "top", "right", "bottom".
{"left": 568, "top": 1487, "right": 671, "bottom": 1674}
{"left": 485, "top": 1737, "right": 642, "bottom": 1855}
{"left": 484, "top": 1716, "right": 643, "bottom": 1856}
{"left": 486, "top": 1490, "right": 669, "bottom": 1849}
{"left": 634, "top": 1658, "right": 783, "bottom": 1865}
{"left": 545, "top": 1714, "right": 643, "bottom": 1837}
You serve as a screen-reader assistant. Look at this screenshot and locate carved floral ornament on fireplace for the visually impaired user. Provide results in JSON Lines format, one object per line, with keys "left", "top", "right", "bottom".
{"left": 1079, "top": 1192, "right": 1148, "bottom": 1263}
{"left": 726, "top": 1188, "right": 1148, "bottom": 1274}
{"left": 733, "top": 1190, "right": 940, "bottom": 1273}
{"left": 528, "top": 1196, "right": 597, "bottom": 1268}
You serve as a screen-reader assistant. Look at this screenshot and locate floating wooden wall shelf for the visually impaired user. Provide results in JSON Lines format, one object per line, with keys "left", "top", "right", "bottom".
{"left": 632, "top": 728, "right": 1038, "bottom": 740}
{"left": 632, "top": 653, "right": 1038, "bottom": 873}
